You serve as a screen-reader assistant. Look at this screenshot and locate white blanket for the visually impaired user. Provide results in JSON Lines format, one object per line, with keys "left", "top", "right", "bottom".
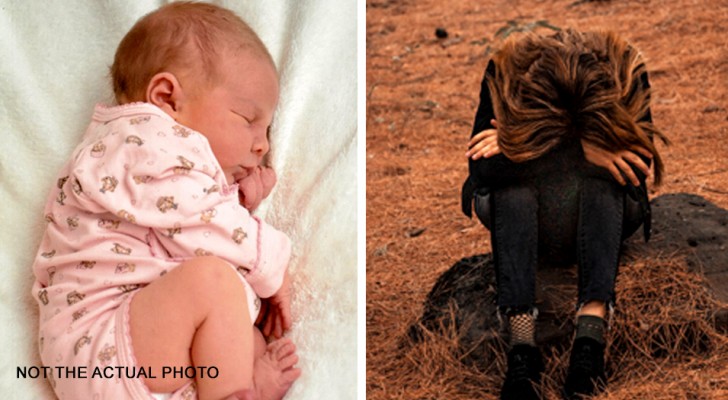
{"left": 0, "top": 1, "right": 357, "bottom": 398}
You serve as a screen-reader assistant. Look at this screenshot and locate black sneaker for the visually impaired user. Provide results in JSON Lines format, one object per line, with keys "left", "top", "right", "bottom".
{"left": 500, "top": 344, "right": 544, "bottom": 400}
{"left": 563, "top": 337, "right": 606, "bottom": 399}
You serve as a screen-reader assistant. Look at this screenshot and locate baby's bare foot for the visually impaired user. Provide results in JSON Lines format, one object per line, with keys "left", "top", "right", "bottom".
{"left": 254, "top": 338, "right": 301, "bottom": 400}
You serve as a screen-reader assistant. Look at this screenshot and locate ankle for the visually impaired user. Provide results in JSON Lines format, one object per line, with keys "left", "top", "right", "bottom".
{"left": 574, "top": 315, "right": 606, "bottom": 345}
{"left": 507, "top": 311, "right": 537, "bottom": 347}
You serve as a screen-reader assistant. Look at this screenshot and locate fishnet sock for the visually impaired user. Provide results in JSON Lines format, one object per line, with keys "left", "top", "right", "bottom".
{"left": 508, "top": 313, "right": 536, "bottom": 347}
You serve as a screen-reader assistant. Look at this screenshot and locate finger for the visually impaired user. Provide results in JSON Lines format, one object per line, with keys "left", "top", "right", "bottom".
{"left": 632, "top": 146, "right": 653, "bottom": 159}
{"left": 280, "top": 303, "right": 292, "bottom": 332}
{"left": 268, "top": 337, "right": 294, "bottom": 356}
{"left": 466, "top": 139, "right": 487, "bottom": 157}
{"left": 472, "top": 143, "right": 495, "bottom": 160}
{"left": 490, "top": 119, "right": 498, "bottom": 128}
{"left": 281, "top": 367, "right": 302, "bottom": 383}
{"left": 279, "top": 352, "right": 300, "bottom": 371}
{"left": 270, "top": 313, "right": 280, "bottom": 339}
{"left": 468, "top": 136, "right": 497, "bottom": 159}
{"left": 247, "top": 173, "right": 263, "bottom": 210}
{"left": 615, "top": 157, "right": 640, "bottom": 186}
{"left": 468, "top": 129, "right": 497, "bottom": 148}
{"left": 253, "top": 170, "right": 265, "bottom": 208}
{"left": 263, "top": 309, "right": 274, "bottom": 337}
{"left": 485, "top": 143, "right": 502, "bottom": 158}
{"left": 622, "top": 151, "right": 650, "bottom": 177}
{"left": 259, "top": 167, "right": 277, "bottom": 198}
{"left": 239, "top": 176, "right": 259, "bottom": 210}
{"left": 274, "top": 338, "right": 297, "bottom": 359}
{"left": 477, "top": 142, "right": 501, "bottom": 159}
{"left": 608, "top": 163, "right": 627, "bottom": 185}
{"left": 274, "top": 313, "right": 284, "bottom": 339}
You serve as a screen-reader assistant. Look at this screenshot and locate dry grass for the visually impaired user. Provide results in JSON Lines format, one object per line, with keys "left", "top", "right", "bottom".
{"left": 370, "top": 254, "right": 728, "bottom": 399}
{"left": 367, "top": 0, "right": 728, "bottom": 398}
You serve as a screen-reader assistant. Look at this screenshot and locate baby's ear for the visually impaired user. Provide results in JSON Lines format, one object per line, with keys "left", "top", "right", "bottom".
{"left": 145, "top": 72, "right": 183, "bottom": 116}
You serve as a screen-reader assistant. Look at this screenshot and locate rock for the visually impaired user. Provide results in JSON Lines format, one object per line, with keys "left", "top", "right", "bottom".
{"left": 633, "top": 193, "right": 728, "bottom": 304}
{"left": 407, "top": 253, "right": 577, "bottom": 369}
{"left": 411, "top": 193, "right": 728, "bottom": 366}
{"left": 435, "top": 27, "right": 448, "bottom": 39}
{"left": 702, "top": 104, "right": 722, "bottom": 113}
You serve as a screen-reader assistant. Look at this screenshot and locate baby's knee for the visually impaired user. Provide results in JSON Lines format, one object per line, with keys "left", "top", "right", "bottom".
{"left": 177, "top": 256, "right": 247, "bottom": 300}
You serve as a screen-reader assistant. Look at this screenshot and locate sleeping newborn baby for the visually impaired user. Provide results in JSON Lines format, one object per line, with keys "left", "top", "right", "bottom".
{"left": 31, "top": 3, "right": 300, "bottom": 399}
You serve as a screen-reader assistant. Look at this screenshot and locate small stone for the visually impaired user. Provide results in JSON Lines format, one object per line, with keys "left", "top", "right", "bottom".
{"left": 406, "top": 227, "right": 426, "bottom": 238}
{"left": 703, "top": 104, "right": 722, "bottom": 113}
{"left": 435, "top": 27, "right": 448, "bottom": 39}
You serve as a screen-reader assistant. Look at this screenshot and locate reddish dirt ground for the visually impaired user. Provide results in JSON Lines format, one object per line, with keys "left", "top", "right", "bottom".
{"left": 366, "top": 0, "right": 727, "bottom": 398}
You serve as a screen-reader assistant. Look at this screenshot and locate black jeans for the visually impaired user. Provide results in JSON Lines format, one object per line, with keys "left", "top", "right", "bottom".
{"left": 473, "top": 144, "right": 643, "bottom": 314}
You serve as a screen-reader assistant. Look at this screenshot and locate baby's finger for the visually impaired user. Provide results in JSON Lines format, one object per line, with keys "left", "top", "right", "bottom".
{"left": 268, "top": 312, "right": 282, "bottom": 339}
{"left": 239, "top": 175, "right": 259, "bottom": 209}
{"left": 279, "top": 303, "right": 292, "bottom": 332}
{"left": 275, "top": 313, "right": 284, "bottom": 339}
{"left": 260, "top": 167, "right": 277, "bottom": 198}
{"left": 615, "top": 157, "right": 640, "bottom": 186}
{"left": 490, "top": 119, "right": 498, "bottom": 128}
{"left": 263, "top": 310, "right": 275, "bottom": 337}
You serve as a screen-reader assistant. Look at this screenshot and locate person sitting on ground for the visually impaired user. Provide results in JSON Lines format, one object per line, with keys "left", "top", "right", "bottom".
{"left": 462, "top": 28, "right": 668, "bottom": 400}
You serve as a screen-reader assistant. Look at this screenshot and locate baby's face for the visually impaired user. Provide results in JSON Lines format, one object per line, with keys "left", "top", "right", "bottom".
{"left": 176, "top": 51, "right": 279, "bottom": 186}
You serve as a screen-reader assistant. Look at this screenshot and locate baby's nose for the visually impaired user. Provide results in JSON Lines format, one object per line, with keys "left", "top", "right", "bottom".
{"left": 252, "top": 134, "right": 269, "bottom": 157}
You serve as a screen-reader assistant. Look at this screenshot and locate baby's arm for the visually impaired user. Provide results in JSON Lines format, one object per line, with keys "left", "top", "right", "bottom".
{"left": 256, "top": 269, "right": 293, "bottom": 338}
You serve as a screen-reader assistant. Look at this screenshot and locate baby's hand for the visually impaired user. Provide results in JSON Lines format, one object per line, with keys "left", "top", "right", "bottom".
{"left": 255, "top": 270, "right": 293, "bottom": 339}
{"left": 581, "top": 139, "right": 652, "bottom": 186}
{"left": 238, "top": 166, "right": 277, "bottom": 211}
{"left": 466, "top": 119, "right": 502, "bottom": 159}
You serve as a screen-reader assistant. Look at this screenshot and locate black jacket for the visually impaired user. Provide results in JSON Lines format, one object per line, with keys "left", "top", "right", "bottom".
{"left": 461, "top": 60, "right": 655, "bottom": 241}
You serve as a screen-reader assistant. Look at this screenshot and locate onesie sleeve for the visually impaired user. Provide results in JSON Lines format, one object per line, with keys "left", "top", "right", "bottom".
{"left": 69, "top": 117, "right": 289, "bottom": 298}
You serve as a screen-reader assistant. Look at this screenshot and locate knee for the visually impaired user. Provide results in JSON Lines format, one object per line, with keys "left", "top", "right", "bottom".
{"left": 177, "top": 256, "right": 247, "bottom": 302}
{"left": 474, "top": 192, "right": 492, "bottom": 229}
{"left": 499, "top": 184, "right": 537, "bottom": 202}
{"left": 493, "top": 184, "right": 538, "bottom": 213}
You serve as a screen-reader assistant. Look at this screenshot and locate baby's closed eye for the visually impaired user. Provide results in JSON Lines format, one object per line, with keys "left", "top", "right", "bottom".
{"left": 231, "top": 110, "right": 253, "bottom": 125}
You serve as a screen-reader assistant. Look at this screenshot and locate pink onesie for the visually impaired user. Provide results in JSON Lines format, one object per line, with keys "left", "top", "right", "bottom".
{"left": 31, "top": 103, "right": 291, "bottom": 399}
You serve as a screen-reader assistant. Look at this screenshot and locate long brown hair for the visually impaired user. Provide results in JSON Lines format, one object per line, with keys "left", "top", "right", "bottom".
{"left": 487, "top": 29, "right": 668, "bottom": 184}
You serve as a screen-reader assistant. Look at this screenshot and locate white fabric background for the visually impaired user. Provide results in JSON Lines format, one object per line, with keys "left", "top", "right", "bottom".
{"left": 0, "top": 1, "right": 357, "bottom": 398}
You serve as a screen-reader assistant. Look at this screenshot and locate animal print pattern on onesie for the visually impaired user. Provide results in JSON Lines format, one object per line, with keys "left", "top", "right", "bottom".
{"left": 31, "top": 103, "right": 291, "bottom": 399}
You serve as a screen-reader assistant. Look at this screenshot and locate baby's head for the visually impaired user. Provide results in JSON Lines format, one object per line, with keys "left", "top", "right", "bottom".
{"left": 111, "top": 2, "right": 278, "bottom": 183}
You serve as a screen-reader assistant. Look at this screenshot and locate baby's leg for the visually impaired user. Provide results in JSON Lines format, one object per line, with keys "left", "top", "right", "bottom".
{"left": 129, "top": 256, "right": 298, "bottom": 400}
